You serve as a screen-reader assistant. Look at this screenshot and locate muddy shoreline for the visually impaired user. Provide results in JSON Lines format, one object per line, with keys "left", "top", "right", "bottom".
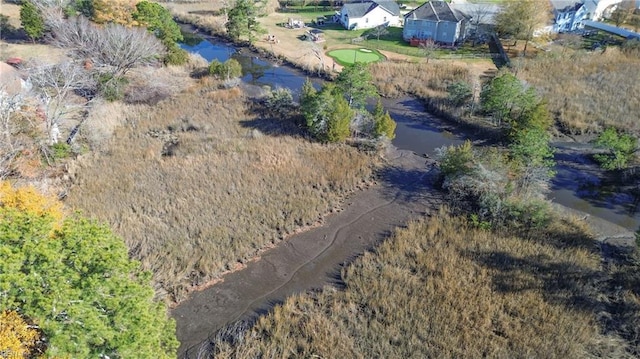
{"left": 172, "top": 24, "right": 638, "bottom": 358}
{"left": 172, "top": 146, "right": 442, "bottom": 357}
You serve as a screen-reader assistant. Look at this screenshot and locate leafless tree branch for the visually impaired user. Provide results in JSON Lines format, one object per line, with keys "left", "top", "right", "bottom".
{"left": 48, "top": 15, "right": 165, "bottom": 77}
{"left": 27, "top": 60, "right": 95, "bottom": 144}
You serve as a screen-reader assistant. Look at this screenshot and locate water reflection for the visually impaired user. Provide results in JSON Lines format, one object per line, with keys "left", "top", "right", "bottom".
{"left": 181, "top": 39, "right": 316, "bottom": 94}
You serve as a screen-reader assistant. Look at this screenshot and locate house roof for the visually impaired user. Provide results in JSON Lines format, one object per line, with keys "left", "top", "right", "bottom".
{"left": 375, "top": 1, "right": 401, "bottom": 16}
{"left": 404, "top": 0, "right": 465, "bottom": 22}
{"left": 342, "top": 0, "right": 400, "bottom": 18}
{"left": 549, "top": 0, "right": 583, "bottom": 12}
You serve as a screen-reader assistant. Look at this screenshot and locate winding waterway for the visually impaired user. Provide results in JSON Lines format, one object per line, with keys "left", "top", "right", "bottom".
{"left": 174, "top": 38, "right": 639, "bottom": 357}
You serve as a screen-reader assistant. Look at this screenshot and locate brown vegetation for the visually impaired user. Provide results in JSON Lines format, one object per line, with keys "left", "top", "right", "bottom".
{"left": 370, "top": 61, "right": 473, "bottom": 99}
{"left": 209, "top": 211, "right": 636, "bottom": 358}
{"left": 65, "top": 82, "right": 378, "bottom": 302}
{"left": 516, "top": 47, "right": 640, "bottom": 135}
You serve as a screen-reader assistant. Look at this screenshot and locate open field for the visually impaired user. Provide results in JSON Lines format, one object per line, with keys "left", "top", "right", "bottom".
{"left": 65, "top": 81, "right": 378, "bottom": 302}
{"left": 209, "top": 211, "right": 638, "bottom": 357}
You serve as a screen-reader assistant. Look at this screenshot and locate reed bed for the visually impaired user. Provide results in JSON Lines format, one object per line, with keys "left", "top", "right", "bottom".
{"left": 210, "top": 211, "right": 633, "bottom": 358}
{"left": 66, "top": 85, "right": 377, "bottom": 302}
{"left": 517, "top": 47, "right": 640, "bottom": 135}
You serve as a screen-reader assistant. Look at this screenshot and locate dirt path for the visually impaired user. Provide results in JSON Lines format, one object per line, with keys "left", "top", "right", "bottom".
{"left": 171, "top": 146, "right": 442, "bottom": 358}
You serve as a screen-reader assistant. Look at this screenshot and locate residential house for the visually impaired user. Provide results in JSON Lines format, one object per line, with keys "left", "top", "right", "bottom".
{"left": 550, "top": 0, "right": 597, "bottom": 32}
{"left": 338, "top": 0, "right": 401, "bottom": 30}
{"left": 403, "top": 1, "right": 469, "bottom": 45}
{"left": 550, "top": 0, "right": 629, "bottom": 33}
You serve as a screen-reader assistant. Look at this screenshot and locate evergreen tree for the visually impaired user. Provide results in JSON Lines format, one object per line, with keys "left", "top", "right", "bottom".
{"left": 300, "top": 78, "right": 317, "bottom": 115}
{"left": 372, "top": 99, "right": 396, "bottom": 139}
{"left": 133, "top": 1, "right": 183, "bottom": 45}
{"left": 226, "top": 0, "right": 264, "bottom": 43}
{"left": 480, "top": 73, "right": 537, "bottom": 126}
{"left": 133, "top": 1, "right": 187, "bottom": 65}
{"left": 335, "top": 62, "right": 377, "bottom": 109}
{"left": 0, "top": 182, "right": 178, "bottom": 358}
{"left": 303, "top": 84, "right": 353, "bottom": 142}
{"left": 20, "top": 1, "right": 45, "bottom": 42}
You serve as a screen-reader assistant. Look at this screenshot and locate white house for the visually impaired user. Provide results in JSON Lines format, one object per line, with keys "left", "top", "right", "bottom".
{"left": 549, "top": 0, "right": 630, "bottom": 33}
{"left": 338, "top": 0, "right": 401, "bottom": 30}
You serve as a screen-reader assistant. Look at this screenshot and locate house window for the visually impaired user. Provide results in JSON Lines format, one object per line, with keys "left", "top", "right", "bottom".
{"left": 366, "top": 18, "right": 369, "bottom": 23}
{"left": 384, "top": 16, "right": 387, "bottom": 22}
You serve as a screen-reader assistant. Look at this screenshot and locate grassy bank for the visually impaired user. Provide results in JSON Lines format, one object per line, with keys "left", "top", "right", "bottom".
{"left": 208, "top": 211, "right": 637, "bottom": 357}
{"left": 66, "top": 81, "right": 378, "bottom": 302}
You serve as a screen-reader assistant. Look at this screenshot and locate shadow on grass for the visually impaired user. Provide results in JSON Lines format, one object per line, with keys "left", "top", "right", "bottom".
{"left": 240, "top": 101, "right": 307, "bottom": 137}
{"left": 466, "top": 227, "right": 640, "bottom": 356}
{"left": 465, "top": 248, "right": 603, "bottom": 312}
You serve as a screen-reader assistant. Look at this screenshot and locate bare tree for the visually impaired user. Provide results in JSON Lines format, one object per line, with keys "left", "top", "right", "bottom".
{"left": 308, "top": 42, "right": 325, "bottom": 74}
{"left": 419, "top": 39, "right": 438, "bottom": 64}
{"left": 610, "top": 6, "right": 629, "bottom": 27}
{"left": 48, "top": 15, "right": 165, "bottom": 78}
{"left": 0, "top": 90, "right": 26, "bottom": 179}
{"left": 557, "top": 33, "right": 583, "bottom": 53}
{"left": 369, "top": 25, "right": 389, "bottom": 41}
{"left": 27, "top": 61, "right": 95, "bottom": 145}
{"left": 495, "top": 0, "right": 552, "bottom": 56}
{"left": 468, "top": 2, "right": 494, "bottom": 30}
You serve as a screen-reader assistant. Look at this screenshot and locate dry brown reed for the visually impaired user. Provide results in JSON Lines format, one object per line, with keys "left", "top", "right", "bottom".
{"left": 370, "top": 61, "right": 473, "bottom": 99}
{"left": 66, "top": 85, "right": 378, "bottom": 302}
{"left": 517, "top": 47, "right": 640, "bottom": 135}
{"left": 212, "top": 211, "right": 632, "bottom": 358}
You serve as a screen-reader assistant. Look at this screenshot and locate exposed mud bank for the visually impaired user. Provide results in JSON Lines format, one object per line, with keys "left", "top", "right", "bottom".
{"left": 172, "top": 146, "right": 442, "bottom": 357}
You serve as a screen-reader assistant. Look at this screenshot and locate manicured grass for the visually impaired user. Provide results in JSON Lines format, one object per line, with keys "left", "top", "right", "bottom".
{"left": 327, "top": 48, "right": 384, "bottom": 65}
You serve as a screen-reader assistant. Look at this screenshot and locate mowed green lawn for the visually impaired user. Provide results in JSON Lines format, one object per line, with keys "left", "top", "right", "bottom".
{"left": 327, "top": 48, "right": 384, "bottom": 65}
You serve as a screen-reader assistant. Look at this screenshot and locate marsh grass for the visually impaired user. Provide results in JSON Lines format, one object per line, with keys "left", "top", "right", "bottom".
{"left": 210, "top": 211, "right": 632, "bottom": 358}
{"left": 516, "top": 48, "right": 640, "bottom": 135}
{"left": 66, "top": 85, "right": 377, "bottom": 302}
{"left": 369, "top": 61, "right": 472, "bottom": 99}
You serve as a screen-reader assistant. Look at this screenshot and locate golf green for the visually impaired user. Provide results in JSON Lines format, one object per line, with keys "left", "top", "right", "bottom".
{"left": 327, "top": 48, "right": 383, "bottom": 65}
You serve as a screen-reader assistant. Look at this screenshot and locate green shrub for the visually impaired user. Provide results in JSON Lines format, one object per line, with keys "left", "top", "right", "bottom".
{"left": 437, "top": 141, "right": 476, "bottom": 178}
{"left": 208, "top": 58, "right": 243, "bottom": 80}
{"left": 593, "top": 127, "right": 637, "bottom": 170}
{"left": 164, "top": 45, "right": 189, "bottom": 65}
{"left": 50, "top": 142, "right": 71, "bottom": 160}
{"left": 19, "top": 0, "right": 44, "bottom": 41}
{"left": 97, "top": 73, "right": 128, "bottom": 102}
{"left": 447, "top": 81, "right": 473, "bottom": 107}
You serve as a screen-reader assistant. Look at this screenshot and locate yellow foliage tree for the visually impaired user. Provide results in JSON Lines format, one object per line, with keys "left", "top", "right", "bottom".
{"left": 92, "top": 0, "right": 140, "bottom": 26}
{"left": 0, "top": 181, "right": 63, "bottom": 224}
{"left": 0, "top": 311, "right": 39, "bottom": 359}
